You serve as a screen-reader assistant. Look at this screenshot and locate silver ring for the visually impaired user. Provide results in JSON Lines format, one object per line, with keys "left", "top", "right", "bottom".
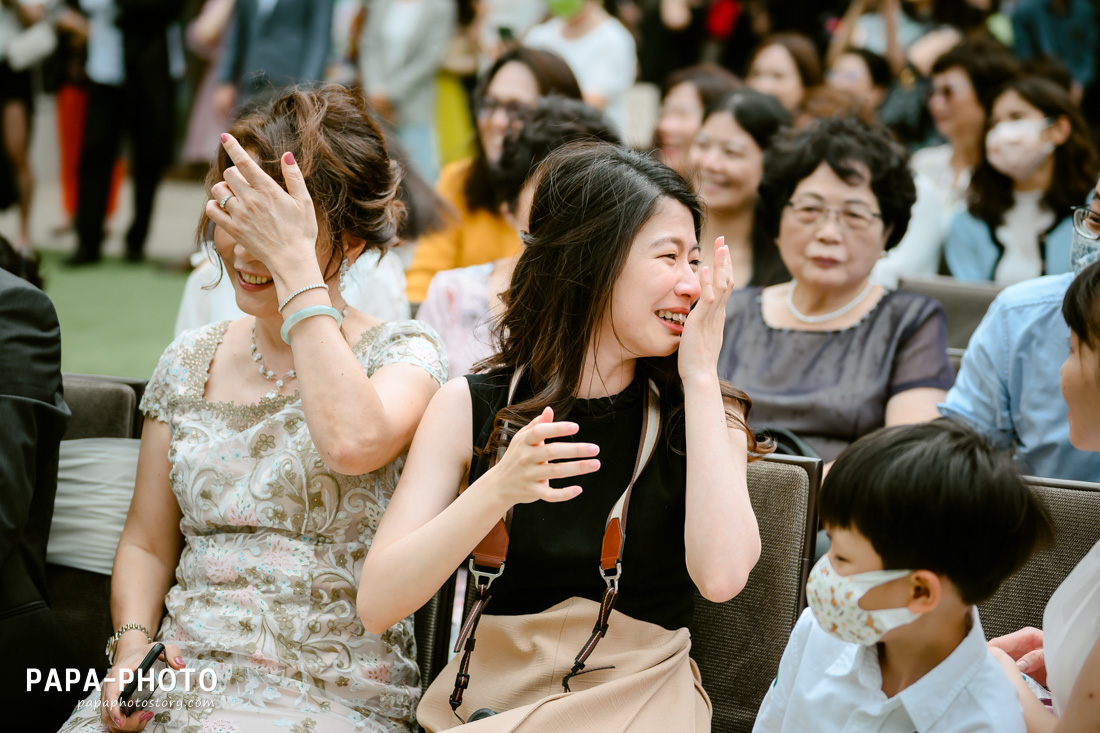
{"left": 218, "top": 194, "right": 233, "bottom": 210}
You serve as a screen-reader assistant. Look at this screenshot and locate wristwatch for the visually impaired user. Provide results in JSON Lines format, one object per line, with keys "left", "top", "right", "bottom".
{"left": 105, "top": 623, "right": 152, "bottom": 665}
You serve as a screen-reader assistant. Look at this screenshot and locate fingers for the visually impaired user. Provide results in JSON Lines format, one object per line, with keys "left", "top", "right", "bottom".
{"left": 1017, "top": 648, "right": 1045, "bottom": 676}
{"left": 540, "top": 485, "right": 584, "bottom": 503}
{"left": 541, "top": 458, "right": 601, "bottom": 480}
{"left": 222, "top": 165, "right": 251, "bottom": 197}
{"left": 989, "top": 626, "right": 1043, "bottom": 658}
{"left": 523, "top": 419, "right": 581, "bottom": 446}
{"left": 219, "top": 132, "right": 270, "bottom": 189}
{"left": 541, "top": 441, "right": 600, "bottom": 461}
{"left": 281, "top": 151, "right": 313, "bottom": 204}
{"left": 164, "top": 643, "right": 185, "bottom": 669}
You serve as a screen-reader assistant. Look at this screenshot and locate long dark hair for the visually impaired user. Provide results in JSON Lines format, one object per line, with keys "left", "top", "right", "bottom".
{"left": 480, "top": 142, "right": 767, "bottom": 456}
{"left": 968, "top": 76, "right": 1098, "bottom": 231}
{"left": 1064, "top": 259, "right": 1100, "bottom": 348}
{"left": 700, "top": 88, "right": 792, "bottom": 286}
{"left": 464, "top": 47, "right": 583, "bottom": 214}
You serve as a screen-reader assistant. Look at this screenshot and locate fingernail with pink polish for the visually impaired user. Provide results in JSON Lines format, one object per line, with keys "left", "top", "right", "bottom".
{"left": 141, "top": 711, "right": 154, "bottom": 721}
{"left": 220, "top": 133, "right": 228, "bottom": 143}
{"left": 283, "top": 152, "right": 295, "bottom": 165}
{"left": 174, "top": 656, "right": 184, "bottom": 666}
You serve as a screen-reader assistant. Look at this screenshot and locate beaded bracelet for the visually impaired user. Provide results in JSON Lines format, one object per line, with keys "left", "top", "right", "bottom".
{"left": 281, "top": 304, "right": 343, "bottom": 345}
{"left": 278, "top": 283, "right": 327, "bottom": 313}
{"left": 105, "top": 622, "right": 152, "bottom": 664}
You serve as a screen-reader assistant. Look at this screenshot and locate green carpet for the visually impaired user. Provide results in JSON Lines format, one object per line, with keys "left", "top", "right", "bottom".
{"left": 38, "top": 251, "right": 190, "bottom": 379}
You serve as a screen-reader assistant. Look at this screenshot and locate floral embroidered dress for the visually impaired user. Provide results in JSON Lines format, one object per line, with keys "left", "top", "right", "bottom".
{"left": 59, "top": 320, "right": 447, "bottom": 733}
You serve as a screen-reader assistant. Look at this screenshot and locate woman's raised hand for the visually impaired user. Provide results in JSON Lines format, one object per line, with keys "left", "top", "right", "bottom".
{"left": 678, "top": 236, "right": 734, "bottom": 381}
{"left": 479, "top": 407, "right": 600, "bottom": 510}
{"left": 205, "top": 133, "right": 320, "bottom": 285}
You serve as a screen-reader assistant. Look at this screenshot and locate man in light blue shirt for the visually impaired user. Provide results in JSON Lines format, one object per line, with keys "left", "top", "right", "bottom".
{"left": 940, "top": 181, "right": 1100, "bottom": 481}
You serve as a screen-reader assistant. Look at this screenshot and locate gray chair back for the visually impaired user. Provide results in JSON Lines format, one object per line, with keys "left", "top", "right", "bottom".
{"left": 50, "top": 374, "right": 149, "bottom": 675}
{"left": 979, "top": 476, "right": 1100, "bottom": 641}
{"left": 414, "top": 578, "right": 456, "bottom": 693}
{"left": 898, "top": 275, "right": 1004, "bottom": 350}
{"left": 61, "top": 373, "right": 147, "bottom": 440}
{"left": 691, "top": 454, "right": 822, "bottom": 733}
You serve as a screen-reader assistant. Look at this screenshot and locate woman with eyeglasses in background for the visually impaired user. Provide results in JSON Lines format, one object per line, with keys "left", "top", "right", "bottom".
{"left": 403, "top": 47, "right": 581, "bottom": 305}
{"left": 719, "top": 117, "right": 954, "bottom": 465}
{"left": 945, "top": 75, "right": 1098, "bottom": 283}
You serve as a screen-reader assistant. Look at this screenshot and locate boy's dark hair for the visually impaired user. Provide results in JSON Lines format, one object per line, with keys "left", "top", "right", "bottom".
{"left": 1063, "top": 258, "right": 1100, "bottom": 349}
{"left": 820, "top": 420, "right": 1053, "bottom": 605}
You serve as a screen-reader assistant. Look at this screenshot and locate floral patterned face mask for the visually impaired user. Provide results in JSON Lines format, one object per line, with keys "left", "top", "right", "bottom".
{"left": 805, "top": 555, "right": 920, "bottom": 646}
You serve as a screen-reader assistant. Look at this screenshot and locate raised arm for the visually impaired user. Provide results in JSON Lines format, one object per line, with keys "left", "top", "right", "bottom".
{"left": 679, "top": 238, "right": 760, "bottom": 602}
{"left": 358, "top": 378, "right": 600, "bottom": 634}
{"left": 205, "top": 135, "right": 441, "bottom": 475}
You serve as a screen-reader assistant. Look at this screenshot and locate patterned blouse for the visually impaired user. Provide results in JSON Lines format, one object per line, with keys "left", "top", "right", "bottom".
{"left": 59, "top": 320, "right": 446, "bottom": 733}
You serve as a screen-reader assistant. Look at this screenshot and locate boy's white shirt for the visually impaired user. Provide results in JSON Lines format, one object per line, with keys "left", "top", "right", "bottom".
{"left": 753, "top": 607, "right": 1026, "bottom": 733}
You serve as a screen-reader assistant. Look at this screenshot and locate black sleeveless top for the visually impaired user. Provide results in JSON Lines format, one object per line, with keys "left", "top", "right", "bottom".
{"left": 465, "top": 370, "right": 695, "bottom": 631}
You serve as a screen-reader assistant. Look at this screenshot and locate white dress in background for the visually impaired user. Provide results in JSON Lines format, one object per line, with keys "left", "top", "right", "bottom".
{"left": 175, "top": 249, "right": 410, "bottom": 337}
{"left": 523, "top": 15, "right": 636, "bottom": 135}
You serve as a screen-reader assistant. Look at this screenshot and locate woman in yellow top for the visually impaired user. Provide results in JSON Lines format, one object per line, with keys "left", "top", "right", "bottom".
{"left": 405, "top": 46, "right": 582, "bottom": 303}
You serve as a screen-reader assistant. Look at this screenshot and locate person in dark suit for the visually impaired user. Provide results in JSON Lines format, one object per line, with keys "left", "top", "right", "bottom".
{"left": 0, "top": 267, "right": 75, "bottom": 728}
{"left": 71, "top": 0, "right": 182, "bottom": 264}
{"left": 213, "top": 0, "right": 334, "bottom": 118}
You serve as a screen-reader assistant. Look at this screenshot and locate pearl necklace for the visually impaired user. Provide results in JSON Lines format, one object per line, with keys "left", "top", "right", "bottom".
{"left": 785, "top": 279, "right": 874, "bottom": 324}
{"left": 251, "top": 322, "right": 295, "bottom": 398}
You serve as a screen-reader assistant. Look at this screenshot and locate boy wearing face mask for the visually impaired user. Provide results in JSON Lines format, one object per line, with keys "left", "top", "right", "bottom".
{"left": 754, "top": 420, "right": 1053, "bottom": 733}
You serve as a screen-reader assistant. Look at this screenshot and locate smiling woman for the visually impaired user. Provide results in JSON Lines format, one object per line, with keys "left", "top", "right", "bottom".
{"left": 719, "top": 116, "right": 954, "bottom": 463}
{"left": 57, "top": 85, "right": 448, "bottom": 733}
{"left": 359, "top": 142, "right": 768, "bottom": 731}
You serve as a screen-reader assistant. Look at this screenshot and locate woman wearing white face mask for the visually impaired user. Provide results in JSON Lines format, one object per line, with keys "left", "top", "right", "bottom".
{"left": 944, "top": 75, "right": 1098, "bottom": 284}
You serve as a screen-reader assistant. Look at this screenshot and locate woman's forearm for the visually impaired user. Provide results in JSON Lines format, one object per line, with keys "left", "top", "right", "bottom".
{"left": 109, "top": 542, "right": 180, "bottom": 658}
{"left": 682, "top": 373, "right": 760, "bottom": 602}
{"left": 274, "top": 271, "right": 430, "bottom": 475}
{"left": 358, "top": 476, "right": 510, "bottom": 634}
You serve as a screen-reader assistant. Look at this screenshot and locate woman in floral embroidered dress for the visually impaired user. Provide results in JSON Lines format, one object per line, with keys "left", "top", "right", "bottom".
{"left": 59, "top": 86, "right": 447, "bottom": 733}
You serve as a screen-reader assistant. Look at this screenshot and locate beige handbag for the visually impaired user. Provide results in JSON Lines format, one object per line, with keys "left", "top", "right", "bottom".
{"left": 417, "top": 369, "right": 711, "bottom": 731}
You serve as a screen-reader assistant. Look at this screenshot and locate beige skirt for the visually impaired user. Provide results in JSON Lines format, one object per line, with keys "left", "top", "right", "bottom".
{"left": 417, "top": 596, "right": 712, "bottom": 732}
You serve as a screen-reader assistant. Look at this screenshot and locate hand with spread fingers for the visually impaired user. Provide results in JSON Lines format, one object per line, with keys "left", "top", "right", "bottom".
{"left": 204, "top": 133, "right": 323, "bottom": 292}
{"left": 678, "top": 236, "right": 734, "bottom": 381}
{"left": 477, "top": 407, "right": 600, "bottom": 511}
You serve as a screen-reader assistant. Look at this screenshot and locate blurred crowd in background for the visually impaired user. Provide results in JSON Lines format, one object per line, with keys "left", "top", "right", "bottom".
{"left": 1, "top": 0, "right": 1099, "bottom": 286}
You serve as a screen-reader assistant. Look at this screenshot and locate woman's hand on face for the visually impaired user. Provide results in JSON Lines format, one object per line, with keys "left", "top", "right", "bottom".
{"left": 988, "top": 626, "right": 1046, "bottom": 686}
{"left": 679, "top": 236, "right": 734, "bottom": 381}
{"left": 205, "top": 133, "right": 321, "bottom": 285}
{"left": 480, "top": 407, "right": 600, "bottom": 511}
{"left": 99, "top": 642, "right": 185, "bottom": 732}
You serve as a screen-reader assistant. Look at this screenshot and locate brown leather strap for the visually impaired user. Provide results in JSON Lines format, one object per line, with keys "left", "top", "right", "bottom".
{"left": 451, "top": 369, "right": 661, "bottom": 711}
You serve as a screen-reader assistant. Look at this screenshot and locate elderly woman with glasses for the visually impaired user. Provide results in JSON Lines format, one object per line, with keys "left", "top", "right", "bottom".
{"left": 402, "top": 47, "right": 581, "bottom": 304}
{"left": 718, "top": 116, "right": 955, "bottom": 465}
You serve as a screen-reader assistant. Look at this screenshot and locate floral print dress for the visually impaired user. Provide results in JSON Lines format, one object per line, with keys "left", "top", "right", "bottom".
{"left": 59, "top": 320, "right": 447, "bottom": 733}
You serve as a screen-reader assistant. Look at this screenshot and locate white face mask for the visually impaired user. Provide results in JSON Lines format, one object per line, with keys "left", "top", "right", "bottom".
{"left": 985, "top": 118, "right": 1055, "bottom": 181}
{"left": 805, "top": 555, "right": 920, "bottom": 646}
{"left": 1072, "top": 225, "right": 1100, "bottom": 274}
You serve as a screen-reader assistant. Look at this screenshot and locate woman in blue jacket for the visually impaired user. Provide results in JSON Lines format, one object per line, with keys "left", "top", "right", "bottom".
{"left": 946, "top": 75, "right": 1097, "bottom": 283}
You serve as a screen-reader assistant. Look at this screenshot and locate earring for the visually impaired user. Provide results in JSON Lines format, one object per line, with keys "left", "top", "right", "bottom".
{"left": 338, "top": 258, "right": 350, "bottom": 292}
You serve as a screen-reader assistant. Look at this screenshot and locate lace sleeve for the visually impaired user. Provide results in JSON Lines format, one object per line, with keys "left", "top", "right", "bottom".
{"left": 365, "top": 321, "right": 448, "bottom": 385}
{"left": 139, "top": 338, "right": 183, "bottom": 424}
{"left": 888, "top": 300, "right": 956, "bottom": 397}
